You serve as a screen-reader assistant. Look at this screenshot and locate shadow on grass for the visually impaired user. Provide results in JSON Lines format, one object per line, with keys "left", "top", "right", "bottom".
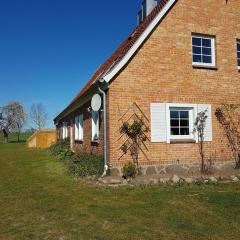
{"left": 9, "top": 140, "right": 27, "bottom": 143}
{"left": 0, "top": 140, "right": 27, "bottom": 144}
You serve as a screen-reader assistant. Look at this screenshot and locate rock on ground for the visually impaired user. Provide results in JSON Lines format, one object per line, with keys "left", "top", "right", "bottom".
{"left": 110, "top": 168, "right": 121, "bottom": 177}
{"left": 171, "top": 174, "right": 180, "bottom": 183}
{"left": 208, "top": 176, "right": 218, "bottom": 183}
{"left": 145, "top": 166, "right": 157, "bottom": 175}
{"left": 184, "top": 177, "right": 193, "bottom": 183}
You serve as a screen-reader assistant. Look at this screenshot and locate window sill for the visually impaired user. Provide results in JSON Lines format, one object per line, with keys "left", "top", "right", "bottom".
{"left": 75, "top": 140, "right": 83, "bottom": 144}
{"left": 91, "top": 139, "right": 100, "bottom": 144}
{"left": 170, "top": 139, "right": 196, "bottom": 144}
{"left": 192, "top": 64, "right": 218, "bottom": 70}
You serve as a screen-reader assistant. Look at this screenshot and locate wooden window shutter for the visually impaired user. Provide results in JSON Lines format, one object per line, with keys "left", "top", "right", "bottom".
{"left": 150, "top": 103, "right": 167, "bottom": 142}
{"left": 197, "top": 104, "right": 212, "bottom": 142}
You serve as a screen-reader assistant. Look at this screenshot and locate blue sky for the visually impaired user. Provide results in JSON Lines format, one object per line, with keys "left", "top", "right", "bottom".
{"left": 0, "top": 0, "right": 142, "bottom": 128}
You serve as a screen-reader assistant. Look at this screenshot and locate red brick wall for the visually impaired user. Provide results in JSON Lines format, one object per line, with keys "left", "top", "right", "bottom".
{"left": 57, "top": 101, "right": 104, "bottom": 156}
{"left": 107, "top": 0, "right": 240, "bottom": 167}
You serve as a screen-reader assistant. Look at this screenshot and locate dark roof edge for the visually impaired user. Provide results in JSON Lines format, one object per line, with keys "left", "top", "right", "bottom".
{"left": 54, "top": 0, "right": 174, "bottom": 123}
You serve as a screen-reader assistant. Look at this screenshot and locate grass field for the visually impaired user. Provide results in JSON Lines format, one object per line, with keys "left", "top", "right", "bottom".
{"left": 1, "top": 136, "right": 240, "bottom": 239}
{"left": 0, "top": 132, "right": 32, "bottom": 143}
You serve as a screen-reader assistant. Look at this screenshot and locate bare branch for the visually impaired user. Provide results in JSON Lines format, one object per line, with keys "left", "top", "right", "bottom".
{"left": 29, "top": 103, "right": 48, "bottom": 130}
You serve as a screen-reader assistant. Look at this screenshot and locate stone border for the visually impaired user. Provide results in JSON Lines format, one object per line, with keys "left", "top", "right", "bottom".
{"left": 97, "top": 173, "right": 240, "bottom": 187}
{"left": 110, "top": 162, "right": 236, "bottom": 177}
{"left": 96, "top": 162, "right": 240, "bottom": 187}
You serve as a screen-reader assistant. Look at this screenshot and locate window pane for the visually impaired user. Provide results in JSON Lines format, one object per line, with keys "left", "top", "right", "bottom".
{"left": 170, "top": 111, "right": 179, "bottom": 118}
{"left": 171, "top": 119, "right": 179, "bottom": 127}
{"left": 180, "top": 128, "right": 189, "bottom": 135}
{"left": 170, "top": 109, "right": 191, "bottom": 136}
{"left": 192, "top": 37, "right": 201, "bottom": 46}
{"left": 192, "top": 46, "right": 201, "bottom": 54}
{"left": 237, "top": 51, "right": 240, "bottom": 59}
{"left": 238, "top": 59, "right": 240, "bottom": 67}
{"left": 237, "top": 42, "right": 240, "bottom": 51}
{"left": 193, "top": 54, "right": 202, "bottom": 63}
{"left": 180, "top": 119, "right": 189, "bottom": 127}
{"left": 171, "top": 128, "right": 180, "bottom": 136}
{"left": 202, "top": 47, "right": 212, "bottom": 55}
{"left": 93, "top": 112, "right": 97, "bottom": 124}
{"left": 180, "top": 111, "right": 189, "bottom": 118}
{"left": 202, "top": 38, "right": 211, "bottom": 47}
{"left": 203, "top": 55, "right": 212, "bottom": 63}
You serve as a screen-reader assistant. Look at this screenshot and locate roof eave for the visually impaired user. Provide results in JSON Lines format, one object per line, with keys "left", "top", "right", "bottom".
{"left": 54, "top": 77, "right": 107, "bottom": 124}
{"left": 54, "top": 0, "right": 177, "bottom": 123}
{"left": 103, "top": 0, "right": 177, "bottom": 83}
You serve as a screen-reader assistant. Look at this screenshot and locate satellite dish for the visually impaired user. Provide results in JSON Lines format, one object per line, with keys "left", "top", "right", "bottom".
{"left": 91, "top": 94, "right": 102, "bottom": 111}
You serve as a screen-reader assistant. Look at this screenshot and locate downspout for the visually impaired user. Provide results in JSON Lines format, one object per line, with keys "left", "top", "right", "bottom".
{"left": 98, "top": 86, "right": 109, "bottom": 176}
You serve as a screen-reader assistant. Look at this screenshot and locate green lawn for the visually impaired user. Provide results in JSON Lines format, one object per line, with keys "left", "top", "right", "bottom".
{"left": 1, "top": 140, "right": 240, "bottom": 239}
{"left": 0, "top": 132, "right": 32, "bottom": 143}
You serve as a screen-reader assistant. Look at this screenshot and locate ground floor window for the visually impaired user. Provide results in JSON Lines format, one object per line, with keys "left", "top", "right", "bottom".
{"left": 168, "top": 106, "right": 194, "bottom": 140}
{"left": 151, "top": 103, "right": 212, "bottom": 143}
{"left": 75, "top": 115, "right": 83, "bottom": 141}
{"left": 62, "top": 122, "right": 68, "bottom": 139}
{"left": 170, "top": 109, "right": 190, "bottom": 136}
{"left": 92, "top": 111, "right": 99, "bottom": 141}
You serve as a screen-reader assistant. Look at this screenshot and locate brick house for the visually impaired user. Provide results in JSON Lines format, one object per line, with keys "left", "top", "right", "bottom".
{"left": 54, "top": 0, "right": 240, "bottom": 174}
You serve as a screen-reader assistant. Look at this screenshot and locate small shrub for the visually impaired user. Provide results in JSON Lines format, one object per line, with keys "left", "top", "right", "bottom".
{"left": 49, "top": 140, "right": 103, "bottom": 177}
{"left": 122, "top": 162, "right": 137, "bottom": 179}
{"left": 49, "top": 138, "right": 73, "bottom": 160}
{"left": 67, "top": 153, "right": 104, "bottom": 177}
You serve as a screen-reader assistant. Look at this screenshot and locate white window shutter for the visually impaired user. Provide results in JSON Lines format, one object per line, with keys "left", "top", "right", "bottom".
{"left": 65, "top": 123, "right": 68, "bottom": 139}
{"left": 79, "top": 115, "right": 83, "bottom": 140}
{"left": 96, "top": 113, "right": 99, "bottom": 138}
{"left": 75, "top": 116, "right": 79, "bottom": 140}
{"left": 150, "top": 103, "right": 167, "bottom": 142}
{"left": 197, "top": 104, "right": 212, "bottom": 142}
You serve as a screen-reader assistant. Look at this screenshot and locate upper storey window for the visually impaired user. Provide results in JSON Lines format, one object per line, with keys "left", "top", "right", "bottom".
{"left": 192, "top": 35, "right": 216, "bottom": 67}
{"left": 237, "top": 40, "right": 240, "bottom": 69}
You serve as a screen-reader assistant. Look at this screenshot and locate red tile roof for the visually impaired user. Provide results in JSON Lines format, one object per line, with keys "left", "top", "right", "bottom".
{"left": 55, "top": 0, "right": 169, "bottom": 122}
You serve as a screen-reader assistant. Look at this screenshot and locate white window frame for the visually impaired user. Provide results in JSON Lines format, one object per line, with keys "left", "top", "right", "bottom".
{"left": 62, "top": 124, "right": 64, "bottom": 139}
{"left": 74, "top": 115, "right": 84, "bottom": 141}
{"left": 62, "top": 122, "right": 68, "bottom": 139}
{"left": 92, "top": 111, "right": 99, "bottom": 141}
{"left": 192, "top": 34, "right": 216, "bottom": 67}
{"left": 166, "top": 103, "right": 197, "bottom": 143}
{"left": 237, "top": 40, "right": 240, "bottom": 70}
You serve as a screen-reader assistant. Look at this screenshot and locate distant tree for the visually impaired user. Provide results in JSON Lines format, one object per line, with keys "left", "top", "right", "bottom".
{"left": 0, "top": 101, "right": 27, "bottom": 142}
{"left": 9, "top": 101, "right": 27, "bottom": 142}
{"left": 0, "top": 111, "right": 9, "bottom": 143}
{"left": 29, "top": 103, "right": 48, "bottom": 130}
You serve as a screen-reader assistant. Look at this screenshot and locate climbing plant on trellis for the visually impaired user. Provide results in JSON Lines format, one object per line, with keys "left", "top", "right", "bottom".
{"left": 118, "top": 102, "right": 150, "bottom": 169}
